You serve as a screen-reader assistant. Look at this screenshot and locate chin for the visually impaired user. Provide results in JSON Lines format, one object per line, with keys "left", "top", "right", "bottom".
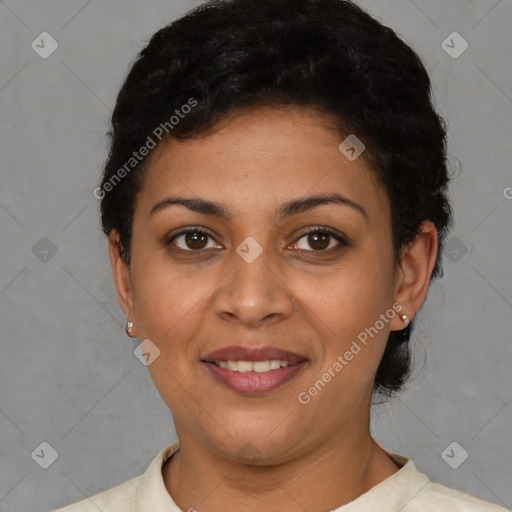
{"left": 204, "top": 419, "right": 303, "bottom": 465}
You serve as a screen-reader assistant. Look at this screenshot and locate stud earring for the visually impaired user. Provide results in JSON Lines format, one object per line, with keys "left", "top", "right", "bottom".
{"left": 401, "top": 314, "right": 409, "bottom": 327}
{"left": 125, "top": 321, "right": 135, "bottom": 337}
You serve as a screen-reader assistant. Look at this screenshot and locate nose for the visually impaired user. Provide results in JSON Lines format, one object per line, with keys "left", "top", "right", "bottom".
{"left": 212, "top": 246, "right": 295, "bottom": 328}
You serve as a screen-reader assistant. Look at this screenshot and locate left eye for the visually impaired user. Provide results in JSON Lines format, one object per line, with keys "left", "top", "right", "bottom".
{"left": 292, "top": 229, "right": 346, "bottom": 251}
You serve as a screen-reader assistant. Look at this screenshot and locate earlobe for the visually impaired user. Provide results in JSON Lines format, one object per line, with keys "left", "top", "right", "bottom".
{"left": 391, "top": 221, "right": 438, "bottom": 331}
{"left": 108, "top": 230, "right": 136, "bottom": 332}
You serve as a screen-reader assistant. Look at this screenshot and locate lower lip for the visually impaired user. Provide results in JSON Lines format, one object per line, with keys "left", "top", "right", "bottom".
{"left": 202, "top": 361, "right": 307, "bottom": 394}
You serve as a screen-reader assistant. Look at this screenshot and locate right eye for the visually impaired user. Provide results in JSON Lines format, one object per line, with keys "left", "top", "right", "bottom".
{"left": 166, "top": 227, "right": 223, "bottom": 251}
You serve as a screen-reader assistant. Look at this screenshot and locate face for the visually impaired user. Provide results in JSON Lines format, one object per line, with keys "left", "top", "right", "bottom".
{"left": 110, "top": 106, "right": 428, "bottom": 465}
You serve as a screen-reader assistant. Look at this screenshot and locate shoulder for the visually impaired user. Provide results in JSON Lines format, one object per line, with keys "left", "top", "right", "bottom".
{"left": 405, "top": 480, "right": 509, "bottom": 511}
{"left": 51, "top": 441, "right": 180, "bottom": 512}
{"left": 51, "top": 475, "right": 141, "bottom": 512}
{"left": 373, "top": 444, "right": 508, "bottom": 512}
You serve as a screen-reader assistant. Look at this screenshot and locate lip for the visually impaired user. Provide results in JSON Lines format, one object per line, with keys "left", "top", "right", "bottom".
{"left": 201, "top": 345, "right": 307, "bottom": 364}
{"left": 202, "top": 360, "right": 308, "bottom": 394}
{"left": 201, "top": 345, "right": 308, "bottom": 395}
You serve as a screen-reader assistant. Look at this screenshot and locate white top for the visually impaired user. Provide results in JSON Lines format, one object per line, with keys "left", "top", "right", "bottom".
{"left": 53, "top": 441, "right": 508, "bottom": 511}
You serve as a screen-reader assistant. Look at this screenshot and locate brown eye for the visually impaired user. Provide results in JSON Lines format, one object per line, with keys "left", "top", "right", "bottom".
{"left": 168, "top": 228, "right": 221, "bottom": 251}
{"left": 306, "top": 232, "right": 330, "bottom": 250}
{"left": 293, "top": 228, "right": 347, "bottom": 252}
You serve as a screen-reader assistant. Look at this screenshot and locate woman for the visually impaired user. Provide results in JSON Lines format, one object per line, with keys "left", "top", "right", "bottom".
{"left": 54, "top": 0, "right": 507, "bottom": 510}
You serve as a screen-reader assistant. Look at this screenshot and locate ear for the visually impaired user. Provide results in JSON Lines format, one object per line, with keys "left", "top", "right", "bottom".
{"left": 391, "top": 220, "right": 438, "bottom": 331}
{"left": 108, "top": 230, "right": 138, "bottom": 337}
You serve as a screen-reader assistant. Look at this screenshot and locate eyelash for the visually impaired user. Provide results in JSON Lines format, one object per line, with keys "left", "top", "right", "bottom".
{"left": 165, "top": 225, "right": 349, "bottom": 254}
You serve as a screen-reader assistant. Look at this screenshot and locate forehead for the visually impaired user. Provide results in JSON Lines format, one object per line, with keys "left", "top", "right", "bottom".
{"left": 137, "top": 106, "right": 389, "bottom": 223}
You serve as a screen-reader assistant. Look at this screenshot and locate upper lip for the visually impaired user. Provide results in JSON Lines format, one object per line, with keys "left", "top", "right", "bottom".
{"left": 201, "top": 345, "right": 307, "bottom": 364}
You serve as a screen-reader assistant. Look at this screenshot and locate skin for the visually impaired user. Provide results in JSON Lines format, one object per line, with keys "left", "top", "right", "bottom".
{"left": 109, "top": 105, "right": 438, "bottom": 512}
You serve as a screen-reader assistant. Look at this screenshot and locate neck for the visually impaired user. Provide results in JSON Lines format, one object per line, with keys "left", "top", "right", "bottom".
{"left": 162, "top": 426, "right": 400, "bottom": 511}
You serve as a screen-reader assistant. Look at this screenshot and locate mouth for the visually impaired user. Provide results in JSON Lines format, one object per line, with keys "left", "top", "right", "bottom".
{"left": 200, "top": 345, "right": 308, "bottom": 394}
{"left": 206, "top": 359, "right": 298, "bottom": 372}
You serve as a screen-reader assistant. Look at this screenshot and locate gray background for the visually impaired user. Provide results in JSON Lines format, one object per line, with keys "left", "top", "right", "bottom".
{"left": 0, "top": 1, "right": 511, "bottom": 510}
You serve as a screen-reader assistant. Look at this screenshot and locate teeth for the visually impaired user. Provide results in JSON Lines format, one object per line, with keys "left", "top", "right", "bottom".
{"left": 226, "top": 360, "right": 238, "bottom": 371}
{"left": 215, "top": 360, "right": 293, "bottom": 372}
{"left": 253, "top": 361, "right": 270, "bottom": 373}
{"left": 237, "top": 361, "right": 253, "bottom": 373}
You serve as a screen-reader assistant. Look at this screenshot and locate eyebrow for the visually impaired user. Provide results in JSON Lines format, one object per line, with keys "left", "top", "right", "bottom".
{"left": 149, "top": 192, "right": 368, "bottom": 222}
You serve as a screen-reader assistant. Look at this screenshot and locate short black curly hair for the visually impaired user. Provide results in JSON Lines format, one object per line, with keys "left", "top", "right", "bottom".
{"left": 98, "top": 0, "right": 453, "bottom": 397}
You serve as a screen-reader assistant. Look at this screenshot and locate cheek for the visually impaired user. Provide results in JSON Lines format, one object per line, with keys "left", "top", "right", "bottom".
{"left": 300, "top": 257, "right": 387, "bottom": 332}
{"left": 129, "top": 262, "right": 213, "bottom": 394}
{"left": 131, "top": 257, "right": 213, "bottom": 339}
{"left": 132, "top": 271, "right": 207, "bottom": 416}
{"left": 298, "top": 253, "right": 393, "bottom": 374}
